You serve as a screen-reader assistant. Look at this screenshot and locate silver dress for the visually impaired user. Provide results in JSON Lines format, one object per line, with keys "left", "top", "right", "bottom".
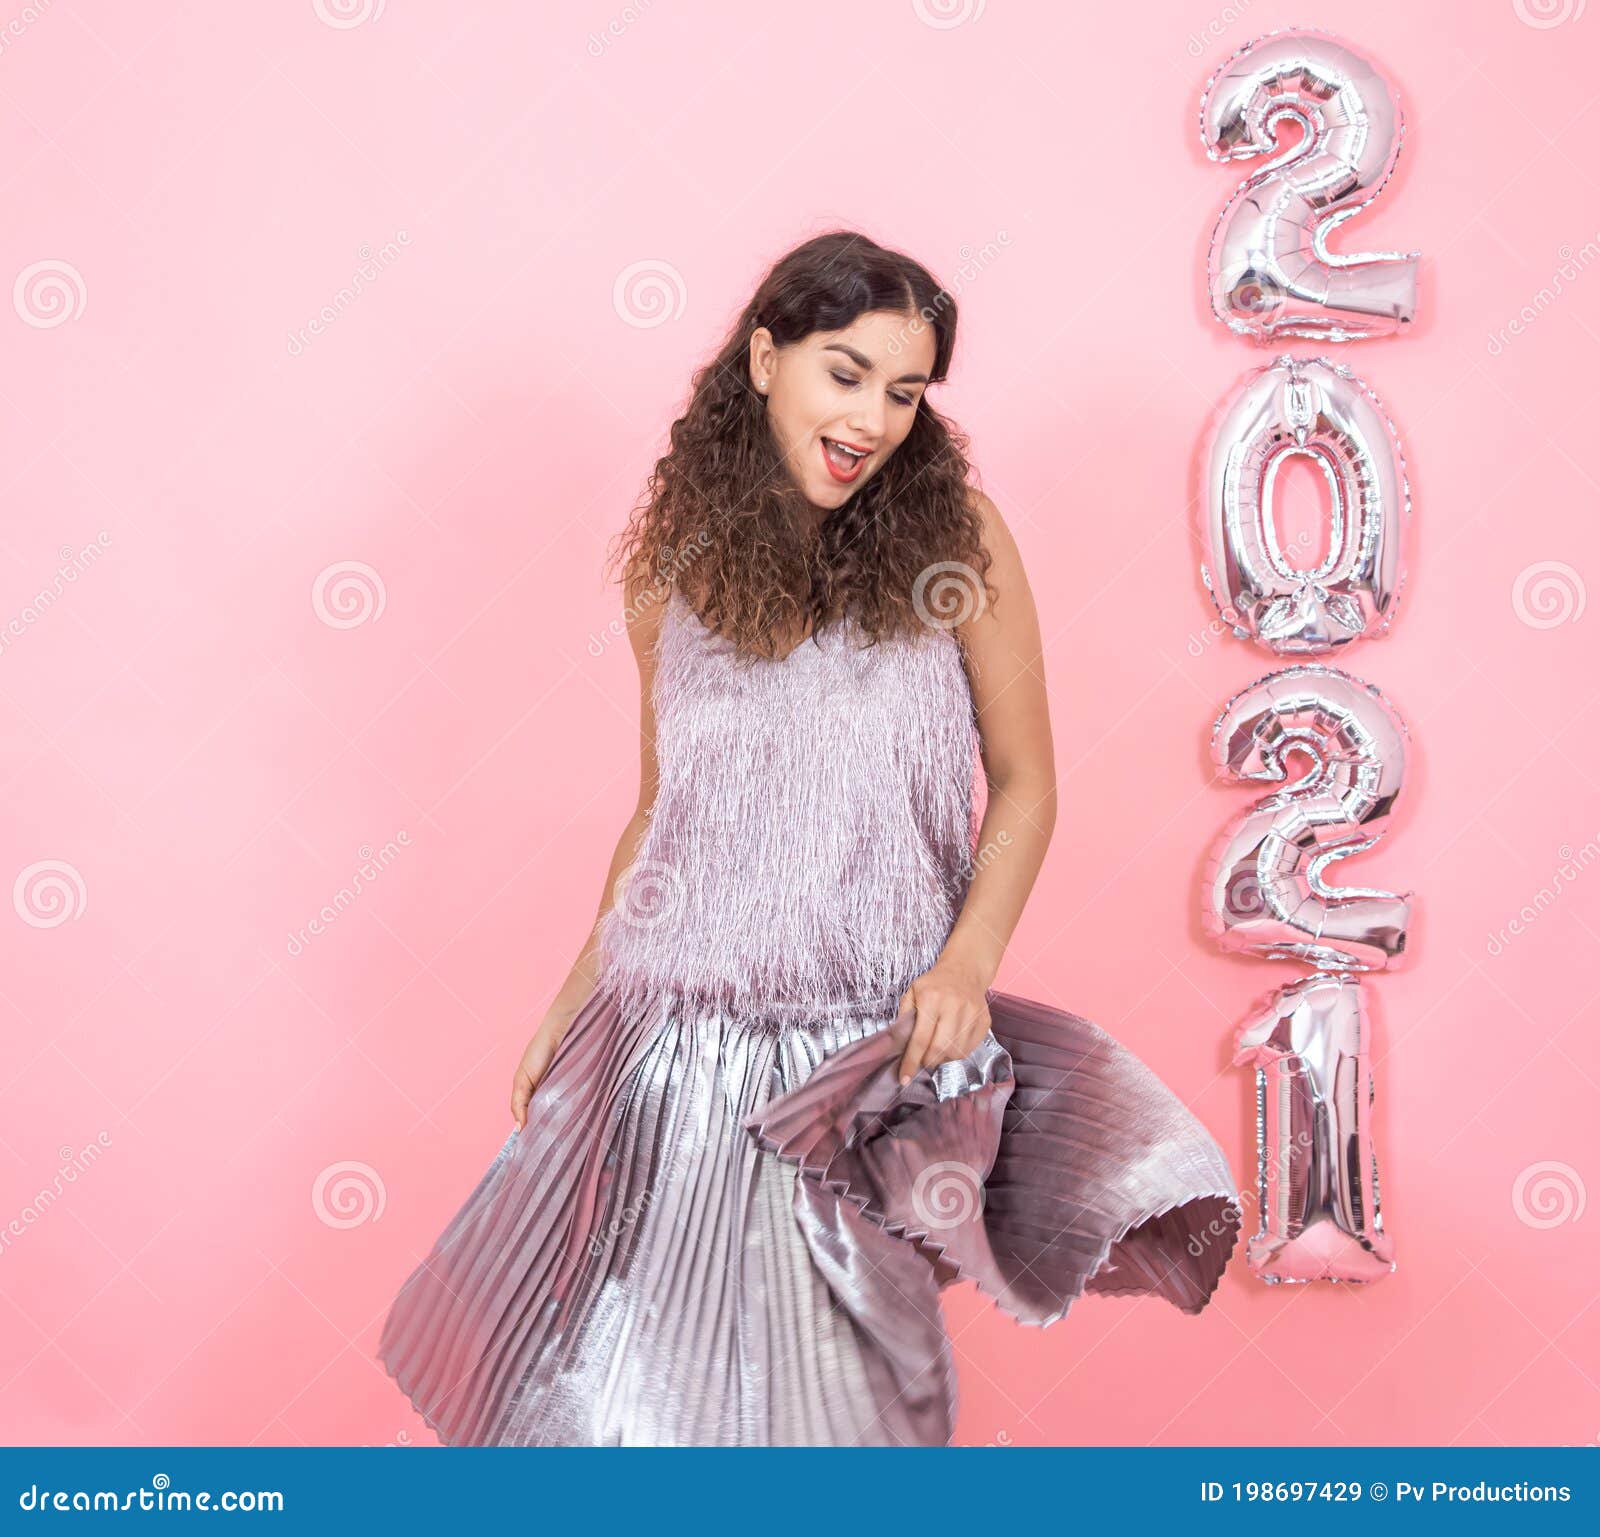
{"left": 377, "top": 587, "right": 1241, "bottom": 1445}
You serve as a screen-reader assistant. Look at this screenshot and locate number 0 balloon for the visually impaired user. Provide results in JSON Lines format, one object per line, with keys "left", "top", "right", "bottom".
{"left": 1200, "top": 356, "right": 1410, "bottom": 655}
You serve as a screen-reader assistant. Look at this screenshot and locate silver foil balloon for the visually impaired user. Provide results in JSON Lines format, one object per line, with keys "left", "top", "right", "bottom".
{"left": 1201, "top": 356, "right": 1409, "bottom": 654}
{"left": 1233, "top": 970, "right": 1395, "bottom": 1284}
{"left": 1200, "top": 30, "right": 1419, "bottom": 341}
{"left": 1204, "top": 664, "right": 1414, "bottom": 971}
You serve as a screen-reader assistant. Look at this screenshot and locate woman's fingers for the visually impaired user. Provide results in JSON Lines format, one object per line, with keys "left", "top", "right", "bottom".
{"left": 509, "top": 1015, "right": 577, "bottom": 1131}
{"left": 903, "top": 1002, "right": 992, "bottom": 1084}
{"left": 899, "top": 995, "right": 944, "bottom": 1084}
{"left": 510, "top": 1069, "right": 533, "bottom": 1131}
{"left": 926, "top": 1013, "right": 967, "bottom": 1073}
{"left": 894, "top": 965, "right": 996, "bottom": 1087}
{"left": 511, "top": 1039, "right": 552, "bottom": 1129}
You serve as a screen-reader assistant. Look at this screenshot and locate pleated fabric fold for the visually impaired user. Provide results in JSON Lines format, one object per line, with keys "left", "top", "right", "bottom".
{"left": 377, "top": 983, "right": 1241, "bottom": 1447}
{"left": 742, "top": 990, "right": 1242, "bottom": 1326}
{"left": 377, "top": 984, "right": 960, "bottom": 1447}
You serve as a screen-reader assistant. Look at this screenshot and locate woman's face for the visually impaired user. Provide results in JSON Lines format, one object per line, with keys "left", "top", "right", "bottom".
{"left": 749, "top": 309, "right": 937, "bottom": 511}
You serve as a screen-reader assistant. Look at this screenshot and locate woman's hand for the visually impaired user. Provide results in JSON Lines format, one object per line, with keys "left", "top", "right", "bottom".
{"left": 895, "top": 954, "right": 993, "bottom": 1085}
{"left": 510, "top": 1005, "right": 578, "bottom": 1131}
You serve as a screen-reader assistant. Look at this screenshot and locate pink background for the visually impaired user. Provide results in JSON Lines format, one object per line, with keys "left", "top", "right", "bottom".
{"left": 2, "top": 0, "right": 1596, "bottom": 1448}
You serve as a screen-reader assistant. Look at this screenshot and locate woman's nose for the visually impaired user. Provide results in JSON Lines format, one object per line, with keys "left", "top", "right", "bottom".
{"left": 848, "top": 392, "right": 887, "bottom": 439}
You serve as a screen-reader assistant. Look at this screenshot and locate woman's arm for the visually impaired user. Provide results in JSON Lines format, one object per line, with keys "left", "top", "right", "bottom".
{"left": 895, "top": 490, "right": 1059, "bottom": 1083}
{"left": 510, "top": 576, "right": 667, "bottom": 1129}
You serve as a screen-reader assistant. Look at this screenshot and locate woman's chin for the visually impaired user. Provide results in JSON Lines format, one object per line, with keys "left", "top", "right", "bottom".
{"left": 803, "top": 474, "right": 870, "bottom": 510}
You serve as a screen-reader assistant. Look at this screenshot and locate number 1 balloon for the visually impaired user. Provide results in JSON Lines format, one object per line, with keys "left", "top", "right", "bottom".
{"left": 1200, "top": 30, "right": 1419, "bottom": 341}
{"left": 1201, "top": 356, "right": 1410, "bottom": 654}
{"left": 1234, "top": 970, "right": 1396, "bottom": 1284}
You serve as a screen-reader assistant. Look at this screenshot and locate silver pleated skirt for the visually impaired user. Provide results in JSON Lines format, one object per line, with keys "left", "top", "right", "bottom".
{"left": 377, "top": 985, "right": 1240, "bottom": 1447}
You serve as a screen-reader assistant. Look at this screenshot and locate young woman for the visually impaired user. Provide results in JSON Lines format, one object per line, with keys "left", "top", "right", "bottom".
{"left": 378, "top": 230, "right": 1241, "bottom": 1447}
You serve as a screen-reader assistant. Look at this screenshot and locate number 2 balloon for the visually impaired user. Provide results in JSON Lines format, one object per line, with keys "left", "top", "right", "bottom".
{"left": 1200, "top": 30, "right": 1420, "bottom": 341}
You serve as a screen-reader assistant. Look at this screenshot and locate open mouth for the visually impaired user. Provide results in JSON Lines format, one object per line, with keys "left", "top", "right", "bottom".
{"left": 821, "top": 436, "right": 870, "bottom": 483}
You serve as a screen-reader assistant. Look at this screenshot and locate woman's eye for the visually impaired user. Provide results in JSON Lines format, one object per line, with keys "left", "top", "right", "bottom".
{"left": 832, "top": 370, "right": 915, "bottom": 408}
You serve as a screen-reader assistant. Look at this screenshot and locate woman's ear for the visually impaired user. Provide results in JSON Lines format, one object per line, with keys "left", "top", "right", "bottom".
{"left": 748, "top": 327, "right": 776, "bottom": 393}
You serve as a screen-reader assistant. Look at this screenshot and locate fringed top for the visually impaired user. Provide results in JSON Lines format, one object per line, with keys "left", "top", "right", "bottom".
{"left": 595, "top": 586, "right": 981, "bottom": 1024}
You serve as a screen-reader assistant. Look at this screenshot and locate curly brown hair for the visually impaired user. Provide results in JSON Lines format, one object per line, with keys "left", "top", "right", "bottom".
{"left": 606, "top": 229, "right": 992, "bottom": 658}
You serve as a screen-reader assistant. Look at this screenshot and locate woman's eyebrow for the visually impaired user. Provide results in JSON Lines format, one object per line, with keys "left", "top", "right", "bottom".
{"left": 822, "top": 342, "right": 929, "bottom": 386}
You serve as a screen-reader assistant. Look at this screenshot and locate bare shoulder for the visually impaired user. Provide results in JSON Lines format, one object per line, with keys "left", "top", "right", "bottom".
{"left": 955, "top": 487, "right": 1047, "bottom": 714}
{"left": 963, "top": 485, "right": 1030, "bottom": 609}
{"left": 621, "top": 567, "right": 672, "bottom": 664}
{"left": 966, "top": 485, "right": 1013, "bottom": 549}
